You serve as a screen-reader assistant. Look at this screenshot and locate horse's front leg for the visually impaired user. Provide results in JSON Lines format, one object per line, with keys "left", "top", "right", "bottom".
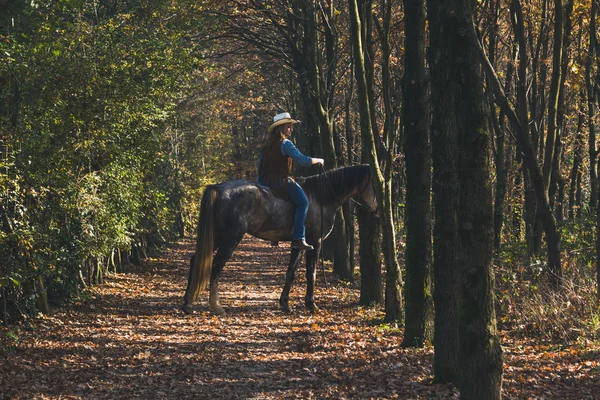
{"left": 305, "top": 241, "right": 321, "bottom": 313}
{"left": 279, "top": 249, "right": 302, "bottom": 313}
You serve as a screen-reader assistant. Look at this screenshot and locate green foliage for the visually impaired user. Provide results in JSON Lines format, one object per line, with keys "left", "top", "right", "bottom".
{"left": 559, "top": 216, "right": 597, "bottom": 274}
{"left": 0, "top": 0, "right": 231, "bottom": 320}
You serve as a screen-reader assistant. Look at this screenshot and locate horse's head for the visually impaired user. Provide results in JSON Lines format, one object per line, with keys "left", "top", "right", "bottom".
{"left": 357, "top": 175, "right": 378, "bottom": 215}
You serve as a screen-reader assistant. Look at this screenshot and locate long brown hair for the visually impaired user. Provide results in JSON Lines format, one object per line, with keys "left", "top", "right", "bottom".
{"left": 261, "top": 125, "right": 286, "bottom": 151}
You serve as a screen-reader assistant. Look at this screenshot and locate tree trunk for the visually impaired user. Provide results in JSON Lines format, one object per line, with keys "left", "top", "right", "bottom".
{"left": 542, "top": 0, "right": 564, "bottom": 197}
{"left": 487, "top": 0, "right": 509, "bottom": 250}
{"left": 511, "top": 0, "right": 538, "bottom": 256}
{"left": 349, "top": 0, "right": 402, "bottom": 321}
{"left": 429, "top": 0, "right": 503, "bottom": 395}
{"left": 568, "top": 124, "right": 582, "bottom": 220}
{"left": 529, "top": 0, "right": 550, "bottom": 160}
{"left": 342, "top": 203, "right": 355, "bottom": 275}
{"left": 2, "top": 288, "right": 7, "bottom": 326}
{"left": 362, "top": 0, "right": 380, "bottom": 147}
{"left": 429, "top": 18, "right": 461, "bottom": 388}
{"left": 332, "top": 123, "right": 353, "bottom": 280}
{"left": 491, "top": 102, "right": 507, "bottom": 250}
{"left": 597, "top": 179, "right": 600, "bottom": 299}
{"left": 588, "top": 0, "right": 599, "bottom": 210}
{"left": 456, "top": 49, "right": 503, "bottom": 399}
{"left": 401, "top": 0, "right": 433, "bottom": 348}
{"left": 34, "top": 275, "right": 49, "bottom": 315}
{"left": 358, "top": 207, "right": 383, "bottom": 305}
{"left": 550, "top": 135, "right": 564, "bottom": 219}
{"left": 332, "top": 210, "right": 352, "bottom": 281}
{"left": 345, "top": 29, "right": 380, "bottom": 302}
{"left": 344, "top": 95, "right": 357, "bottom": 277}
{"left": 551, "top": 0, "right": 574, "bottom": 222}
{"left": 529, "top": 0, "right": 550, "bottom": 253}
{"left": 590, "top": 0, "right": 600, "bottom": 300}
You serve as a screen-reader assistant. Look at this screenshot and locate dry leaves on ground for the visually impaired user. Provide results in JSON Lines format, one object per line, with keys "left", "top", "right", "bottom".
{"left": 1, "top": 237, "right": 599, "bottom": 399}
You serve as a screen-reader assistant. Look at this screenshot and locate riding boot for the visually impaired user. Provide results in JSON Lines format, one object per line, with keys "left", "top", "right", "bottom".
{"left": 291, "top": 239, "right": 314, "bottom": 251}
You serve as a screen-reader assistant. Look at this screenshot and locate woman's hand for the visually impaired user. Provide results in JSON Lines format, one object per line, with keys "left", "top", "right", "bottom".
{"left": 312, "top": 158, "right": 325, "bottom": 166}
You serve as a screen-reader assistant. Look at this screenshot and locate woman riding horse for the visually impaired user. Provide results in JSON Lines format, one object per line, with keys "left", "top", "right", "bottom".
{"left": 258, "top": 112, "right": 324, "bottom": 251}
{"left": 181, "top": 163, "right": 377, "bottom": 315}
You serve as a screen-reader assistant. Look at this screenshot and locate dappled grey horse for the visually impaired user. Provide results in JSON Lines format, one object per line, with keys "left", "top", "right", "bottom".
{"left": 181, "top": 164, "right": 377, "bottom": 315}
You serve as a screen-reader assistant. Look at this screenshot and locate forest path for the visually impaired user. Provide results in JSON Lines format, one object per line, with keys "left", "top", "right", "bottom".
{"left": 1, "top": 237, "right": 598, "bottom": 399}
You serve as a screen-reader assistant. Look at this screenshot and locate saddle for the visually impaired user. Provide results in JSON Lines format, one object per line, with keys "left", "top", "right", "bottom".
{"left": 258, "top": 183, "right": 288, "bottom": 201}
{"left": 257, "top": 184, "right": 289, "bottom": 247}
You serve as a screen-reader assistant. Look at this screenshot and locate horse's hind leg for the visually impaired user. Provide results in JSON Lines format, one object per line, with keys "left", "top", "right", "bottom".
{"left": 209, "top": 234, "right": 244, "bottom": 315}
{"left": 181, "top": 255, "right": 196, "bottom": 314}
{"left": 279, "top": 249, "right": 303, "bottom": 313}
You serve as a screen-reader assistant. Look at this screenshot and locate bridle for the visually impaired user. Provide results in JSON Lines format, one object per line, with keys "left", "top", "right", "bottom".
{"left": 350, "top": 177, "right": 378, "bottom": 215}
{"left": 318, "top": 165, "right": 376, "bottom": 210}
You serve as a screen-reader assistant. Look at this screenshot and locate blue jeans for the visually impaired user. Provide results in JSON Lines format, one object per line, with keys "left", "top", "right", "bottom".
{"left": 287, "top": 179, "right": 309, "bottom": 240}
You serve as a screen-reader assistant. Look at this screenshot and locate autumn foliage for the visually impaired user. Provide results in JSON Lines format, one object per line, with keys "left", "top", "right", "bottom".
{"left": 1, "top": 0, "right": 600, "bottom": 398}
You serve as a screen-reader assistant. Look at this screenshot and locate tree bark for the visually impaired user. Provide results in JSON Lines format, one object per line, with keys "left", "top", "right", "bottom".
{"left": 511, "top": 0, "right": 538, "bottom": 256}
{"left": 542, "top": 0, "right": 565, "bottom": 196}
{"left": 550, "top": 0, "right": 574, "bottom": 222}
{"left": 358, "top": 206, "right": 383, "bottom": 305}
{"left": 568, "top": 110, "right": 583, "bottom": 219}
{"left": 349, "top": 0, "right": 403, "bottom": 321}
{"left": 590, "top": 0, "right": 600, "bottom": 300}
{"left": 589, "top": 0, "right": 599, "bottom": 211}
{"left": 428, "top": 2, "right": 460, "bottom": 385}
{"left": 332, "top": 211, "right": 352, "bottom": 280}
{"left": 429, "top": 0, "right": 503, "bottom": 395}
{"left": 345, "top": 19, "right": 381, "bottom": 304}
{"left": 34, "top": 275, "right": 50, "bottom": 315}
{"left": 401, "top": 0, "right": 433, "bottom": 348}
{"left": 344, "top": 88, "right": 357, "bottom": 278}
{"left": 332, "top": 123, "right": 353, "bottom": 280}
{"left": 486, "top": 0, "right": 509, "bottom": 250}
{"left": 528, "top": 0, "right": 550, "bottom": 254}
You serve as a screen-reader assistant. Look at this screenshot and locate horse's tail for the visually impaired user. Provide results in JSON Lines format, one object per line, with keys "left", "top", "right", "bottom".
{"left": 182, "top": 185, "right": 218, "bottom": 312}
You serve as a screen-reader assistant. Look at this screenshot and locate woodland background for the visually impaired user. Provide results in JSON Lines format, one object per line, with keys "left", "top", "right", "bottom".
{"left": 1, "top": 0, "right": 600, "bottom": 397}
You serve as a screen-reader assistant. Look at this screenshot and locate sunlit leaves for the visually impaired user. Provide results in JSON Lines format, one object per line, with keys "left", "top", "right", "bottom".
{"left": 0, "top": 0, "right": 209, "bottom": 315}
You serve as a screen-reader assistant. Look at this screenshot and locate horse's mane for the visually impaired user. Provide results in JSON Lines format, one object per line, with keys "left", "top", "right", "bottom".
{"left": 297, "top": 164, "right": 371, "bottom": 205}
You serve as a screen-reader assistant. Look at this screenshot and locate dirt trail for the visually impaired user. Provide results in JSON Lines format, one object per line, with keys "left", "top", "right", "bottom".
{"left": 1, "top": 237, "right": 598, "bottom": 399}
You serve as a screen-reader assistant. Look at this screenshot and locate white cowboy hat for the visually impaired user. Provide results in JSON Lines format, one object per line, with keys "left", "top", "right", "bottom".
{"left": 267, "top": 112, "right": 300, "bottom": 132}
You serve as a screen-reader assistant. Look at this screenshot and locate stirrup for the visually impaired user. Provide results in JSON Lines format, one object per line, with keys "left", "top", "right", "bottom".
{"left": 270, "top": 241, "right": 279, "bottom": 246}
{"left": 291, "top": 239, "right": 314, "bottom": 251}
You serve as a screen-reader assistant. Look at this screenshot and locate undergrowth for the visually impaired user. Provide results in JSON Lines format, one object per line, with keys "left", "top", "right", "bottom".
{"left": 495, "top": 219, "right": 600, "bottom": 344}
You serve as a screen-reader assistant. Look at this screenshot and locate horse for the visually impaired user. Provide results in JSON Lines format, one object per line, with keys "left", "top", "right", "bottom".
{"left": 181, "top": 164, "right": 378, "bottom": 315}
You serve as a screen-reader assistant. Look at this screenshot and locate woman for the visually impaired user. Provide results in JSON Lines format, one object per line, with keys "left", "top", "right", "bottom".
{"left": 258, "top": 112, "right": 324, "bottom": 251}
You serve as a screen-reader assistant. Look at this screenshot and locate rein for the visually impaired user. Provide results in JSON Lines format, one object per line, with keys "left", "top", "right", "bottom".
{"left": 314, "top": 164, "right": 375, "bottom": 288}
{"left": 318, "top": 165, "right": 329, "bottom": 289}
{"left": 350, "top": 179, "right": 375, "bottom": 215}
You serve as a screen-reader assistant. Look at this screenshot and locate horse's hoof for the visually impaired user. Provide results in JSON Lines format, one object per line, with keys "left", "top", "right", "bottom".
{"left": 181, "top": 303, "right": 193, "bottom": 314}
{"left": 280, "top": 297, "right": 292, "bottom": 313}
{"left": 210, "top": 305, "right": 226, "bottom": 315}
{"left": 280, "top": 303, "right": 293, "bottom": 313}
{"left": 306, "top": 303, "right": 319, "bottom": 314}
